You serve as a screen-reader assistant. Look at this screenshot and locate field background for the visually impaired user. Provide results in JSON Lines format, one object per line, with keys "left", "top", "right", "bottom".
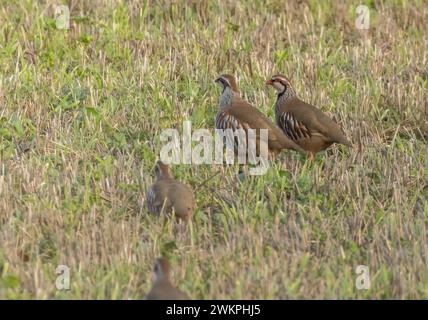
{"left": 0, "top": 0, "right": 427, "bottom": 299}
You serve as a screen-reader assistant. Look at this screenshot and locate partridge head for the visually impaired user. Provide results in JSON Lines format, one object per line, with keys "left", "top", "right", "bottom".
{"left": 145, "top": 257, "right": 190, "bottom": 300}
{"left": 266, "top": 74, "right": 352, "bottom": 161}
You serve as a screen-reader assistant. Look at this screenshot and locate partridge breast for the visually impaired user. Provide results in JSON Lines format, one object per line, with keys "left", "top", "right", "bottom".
{"left": 278, "top": 112, "right": 312, "bottom": 141}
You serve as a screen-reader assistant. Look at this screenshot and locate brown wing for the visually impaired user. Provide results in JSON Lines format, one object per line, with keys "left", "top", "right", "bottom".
{"left": 281, "top": 97, "right": 351, "bottom": 147}
{"left": 277, "top": 112, "right": 312, "bottom": 141}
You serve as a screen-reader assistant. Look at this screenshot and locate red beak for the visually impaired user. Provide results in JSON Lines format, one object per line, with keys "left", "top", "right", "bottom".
{"left": 265, "top": 79, "right": 273, "bottom": 86}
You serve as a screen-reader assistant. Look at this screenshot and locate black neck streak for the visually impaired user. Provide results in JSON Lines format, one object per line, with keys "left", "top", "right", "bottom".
{"left": 220, "top": 79, "right": 229, "bottom": 94}
{"left": 278, "top": 84, "right": 287, "bottom": 98}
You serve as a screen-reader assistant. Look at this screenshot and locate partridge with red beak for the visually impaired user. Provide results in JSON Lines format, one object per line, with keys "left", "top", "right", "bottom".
{"left": 146, "top": 161, "right": 195, "bottom": 221}
{"left": 145, "top": 257, "right": 190, "bottom": 300}
{"left": 214, "top": 74, "right": 305, "bottom": 157}
{"left": 266, "top": 74, "right": 352, "bottom": 160}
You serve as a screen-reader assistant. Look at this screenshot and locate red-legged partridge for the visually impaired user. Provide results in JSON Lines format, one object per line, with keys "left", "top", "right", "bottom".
{"left": 146, "top": 161, "right": 195, "bottom": 221}
{"left": 266, "top": 74, "right": 352, "bottom": 161}
{"left": 145, "top": 257, "right": 190, "bottom": 300}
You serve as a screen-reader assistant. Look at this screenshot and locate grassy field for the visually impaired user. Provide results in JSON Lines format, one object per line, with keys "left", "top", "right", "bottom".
{"left": 0, "top": 0, "right": 427, "bottom": 299}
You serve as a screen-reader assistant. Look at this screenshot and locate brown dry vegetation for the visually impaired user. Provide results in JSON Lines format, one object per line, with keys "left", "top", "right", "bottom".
{"left": 0, "top": 0, "right": 427, "bottom": 299}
